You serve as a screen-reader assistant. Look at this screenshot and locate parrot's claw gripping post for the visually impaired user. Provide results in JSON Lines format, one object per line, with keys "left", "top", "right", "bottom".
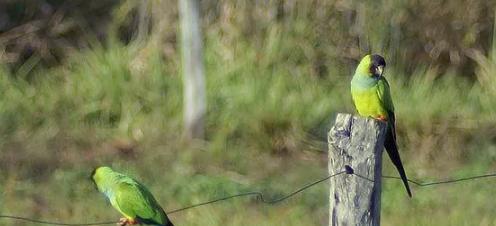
{"left": 118, "top": 218, "right": 129, "bottom": 226}
{"left": 118, "top": 217, "right": 139, "bottom": 226}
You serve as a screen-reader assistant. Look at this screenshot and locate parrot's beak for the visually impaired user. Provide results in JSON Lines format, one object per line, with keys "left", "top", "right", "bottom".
{"left": 90, "top": 168, "right": 99, "bottom": 190}
{"left": 377, "top": 65, "right": 384, "bottom": 77}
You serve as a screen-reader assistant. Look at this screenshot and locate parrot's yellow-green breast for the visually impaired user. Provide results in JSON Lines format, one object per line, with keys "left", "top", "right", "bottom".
{"left": 351, "top": 86, "right": 389, "bottom": 119}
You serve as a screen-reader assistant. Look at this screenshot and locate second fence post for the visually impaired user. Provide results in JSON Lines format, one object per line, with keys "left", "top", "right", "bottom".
{"left": 328, "top": 113, "right": 387, "bottom": 226}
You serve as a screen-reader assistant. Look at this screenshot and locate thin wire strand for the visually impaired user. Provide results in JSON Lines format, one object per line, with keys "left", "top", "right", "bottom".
{"left": 0, "top": 215, "right": 115, "bottom": 226}
{"left": 1, "top": 169, "right": 496, "bottom": 225}
{"left": 0, "top": 171, "right": 347, "bottom": 225}
{"left": 167, "top": 170, "right": 346, "bottom": 214}
{"left": 381, "top": 173, "right": 496, "bottom": 186}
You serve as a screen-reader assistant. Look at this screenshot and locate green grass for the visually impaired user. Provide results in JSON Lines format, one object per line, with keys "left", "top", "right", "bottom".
{"left": 0, "top": 29, "right": 496, "bottom": 226}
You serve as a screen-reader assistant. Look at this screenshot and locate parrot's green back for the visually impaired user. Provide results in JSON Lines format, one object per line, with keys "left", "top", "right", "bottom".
{"left": 92, "top": 167, "right": 174, "bottom": 226}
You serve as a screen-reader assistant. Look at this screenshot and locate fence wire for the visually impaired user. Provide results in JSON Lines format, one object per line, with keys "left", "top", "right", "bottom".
{"left": 1, "top": 166, "right": 495, "bottom": 225}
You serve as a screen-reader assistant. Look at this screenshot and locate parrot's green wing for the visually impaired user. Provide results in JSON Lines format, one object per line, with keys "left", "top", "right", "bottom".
{"left": 115, "top": 179, "right": 169, "bottom": 225}
{"left": 377, "top": 77, "right": 397, "bottom": 137}
{"left": 376, "top": 76, "right": 412, "bottom": 197}
{"left": 376, "top": 76, "right": 394, "bottom": 119}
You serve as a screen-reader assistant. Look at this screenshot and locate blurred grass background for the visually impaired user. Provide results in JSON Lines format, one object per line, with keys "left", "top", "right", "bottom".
{"left": 0, "top": 0, "right": 496, "bottom": 225}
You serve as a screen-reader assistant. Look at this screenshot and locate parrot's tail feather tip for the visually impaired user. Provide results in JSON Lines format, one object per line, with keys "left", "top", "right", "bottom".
{"left": 406, "top": 188, "right": 412, "bottom": 198}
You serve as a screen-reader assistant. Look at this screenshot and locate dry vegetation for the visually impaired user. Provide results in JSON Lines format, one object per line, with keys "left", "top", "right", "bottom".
{"left": 0, "top": 1, "right": 495, "bottom": 226}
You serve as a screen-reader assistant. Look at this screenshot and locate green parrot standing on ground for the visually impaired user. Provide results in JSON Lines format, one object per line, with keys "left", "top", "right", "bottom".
{"left": 91, "top": 166, "right": 175, "bottom": 226}
{"left": 350, "top": 54, "right": 412, "bottom": 197}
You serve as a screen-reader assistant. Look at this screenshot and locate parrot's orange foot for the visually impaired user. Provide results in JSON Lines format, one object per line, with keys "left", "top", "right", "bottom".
{"left": 118, "top": 218, "right": 127, "bottom": 226}
{"left": 376, "top": 115, "right": 387, "bottom": 121}
{"left": 118, "top": 218, "right": 139, "bottom": 226}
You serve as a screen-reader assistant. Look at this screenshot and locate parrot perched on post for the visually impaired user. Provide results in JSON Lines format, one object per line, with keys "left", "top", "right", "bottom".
{"left": 350, "top": 54, "right": 412, "bottom": 197}
{"left": 91, "top": 166, "right": 175, "bottom": 226}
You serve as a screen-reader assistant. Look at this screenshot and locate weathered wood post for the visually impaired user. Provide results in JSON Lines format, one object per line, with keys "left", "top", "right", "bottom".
{"left": 328, "top": 113, "right": 387, "bottom": 226}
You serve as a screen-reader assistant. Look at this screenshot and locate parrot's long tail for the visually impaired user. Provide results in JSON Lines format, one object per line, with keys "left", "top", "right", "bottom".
{"left": 384, "top": 128, "right": 412, "bottom": 197}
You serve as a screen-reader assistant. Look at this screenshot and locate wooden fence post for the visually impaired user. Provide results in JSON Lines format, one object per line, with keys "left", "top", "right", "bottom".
{"left": 328, "top": 113, "right": 387, "bottom": 226}
{"left": 179, "top": 0, "right": 206, "bottom": 140}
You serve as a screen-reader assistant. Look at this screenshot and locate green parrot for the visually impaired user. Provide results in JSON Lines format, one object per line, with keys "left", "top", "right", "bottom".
{"left": 350, "top": 54, "right": 412, "bottom": 197}
{"left": 91, "top": 166, "right": 175, "bottom": 226}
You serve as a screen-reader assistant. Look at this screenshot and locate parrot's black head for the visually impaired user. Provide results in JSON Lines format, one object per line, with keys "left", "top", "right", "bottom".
{"left": 369, "top": 54, "right": 386, "bottom": 77}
